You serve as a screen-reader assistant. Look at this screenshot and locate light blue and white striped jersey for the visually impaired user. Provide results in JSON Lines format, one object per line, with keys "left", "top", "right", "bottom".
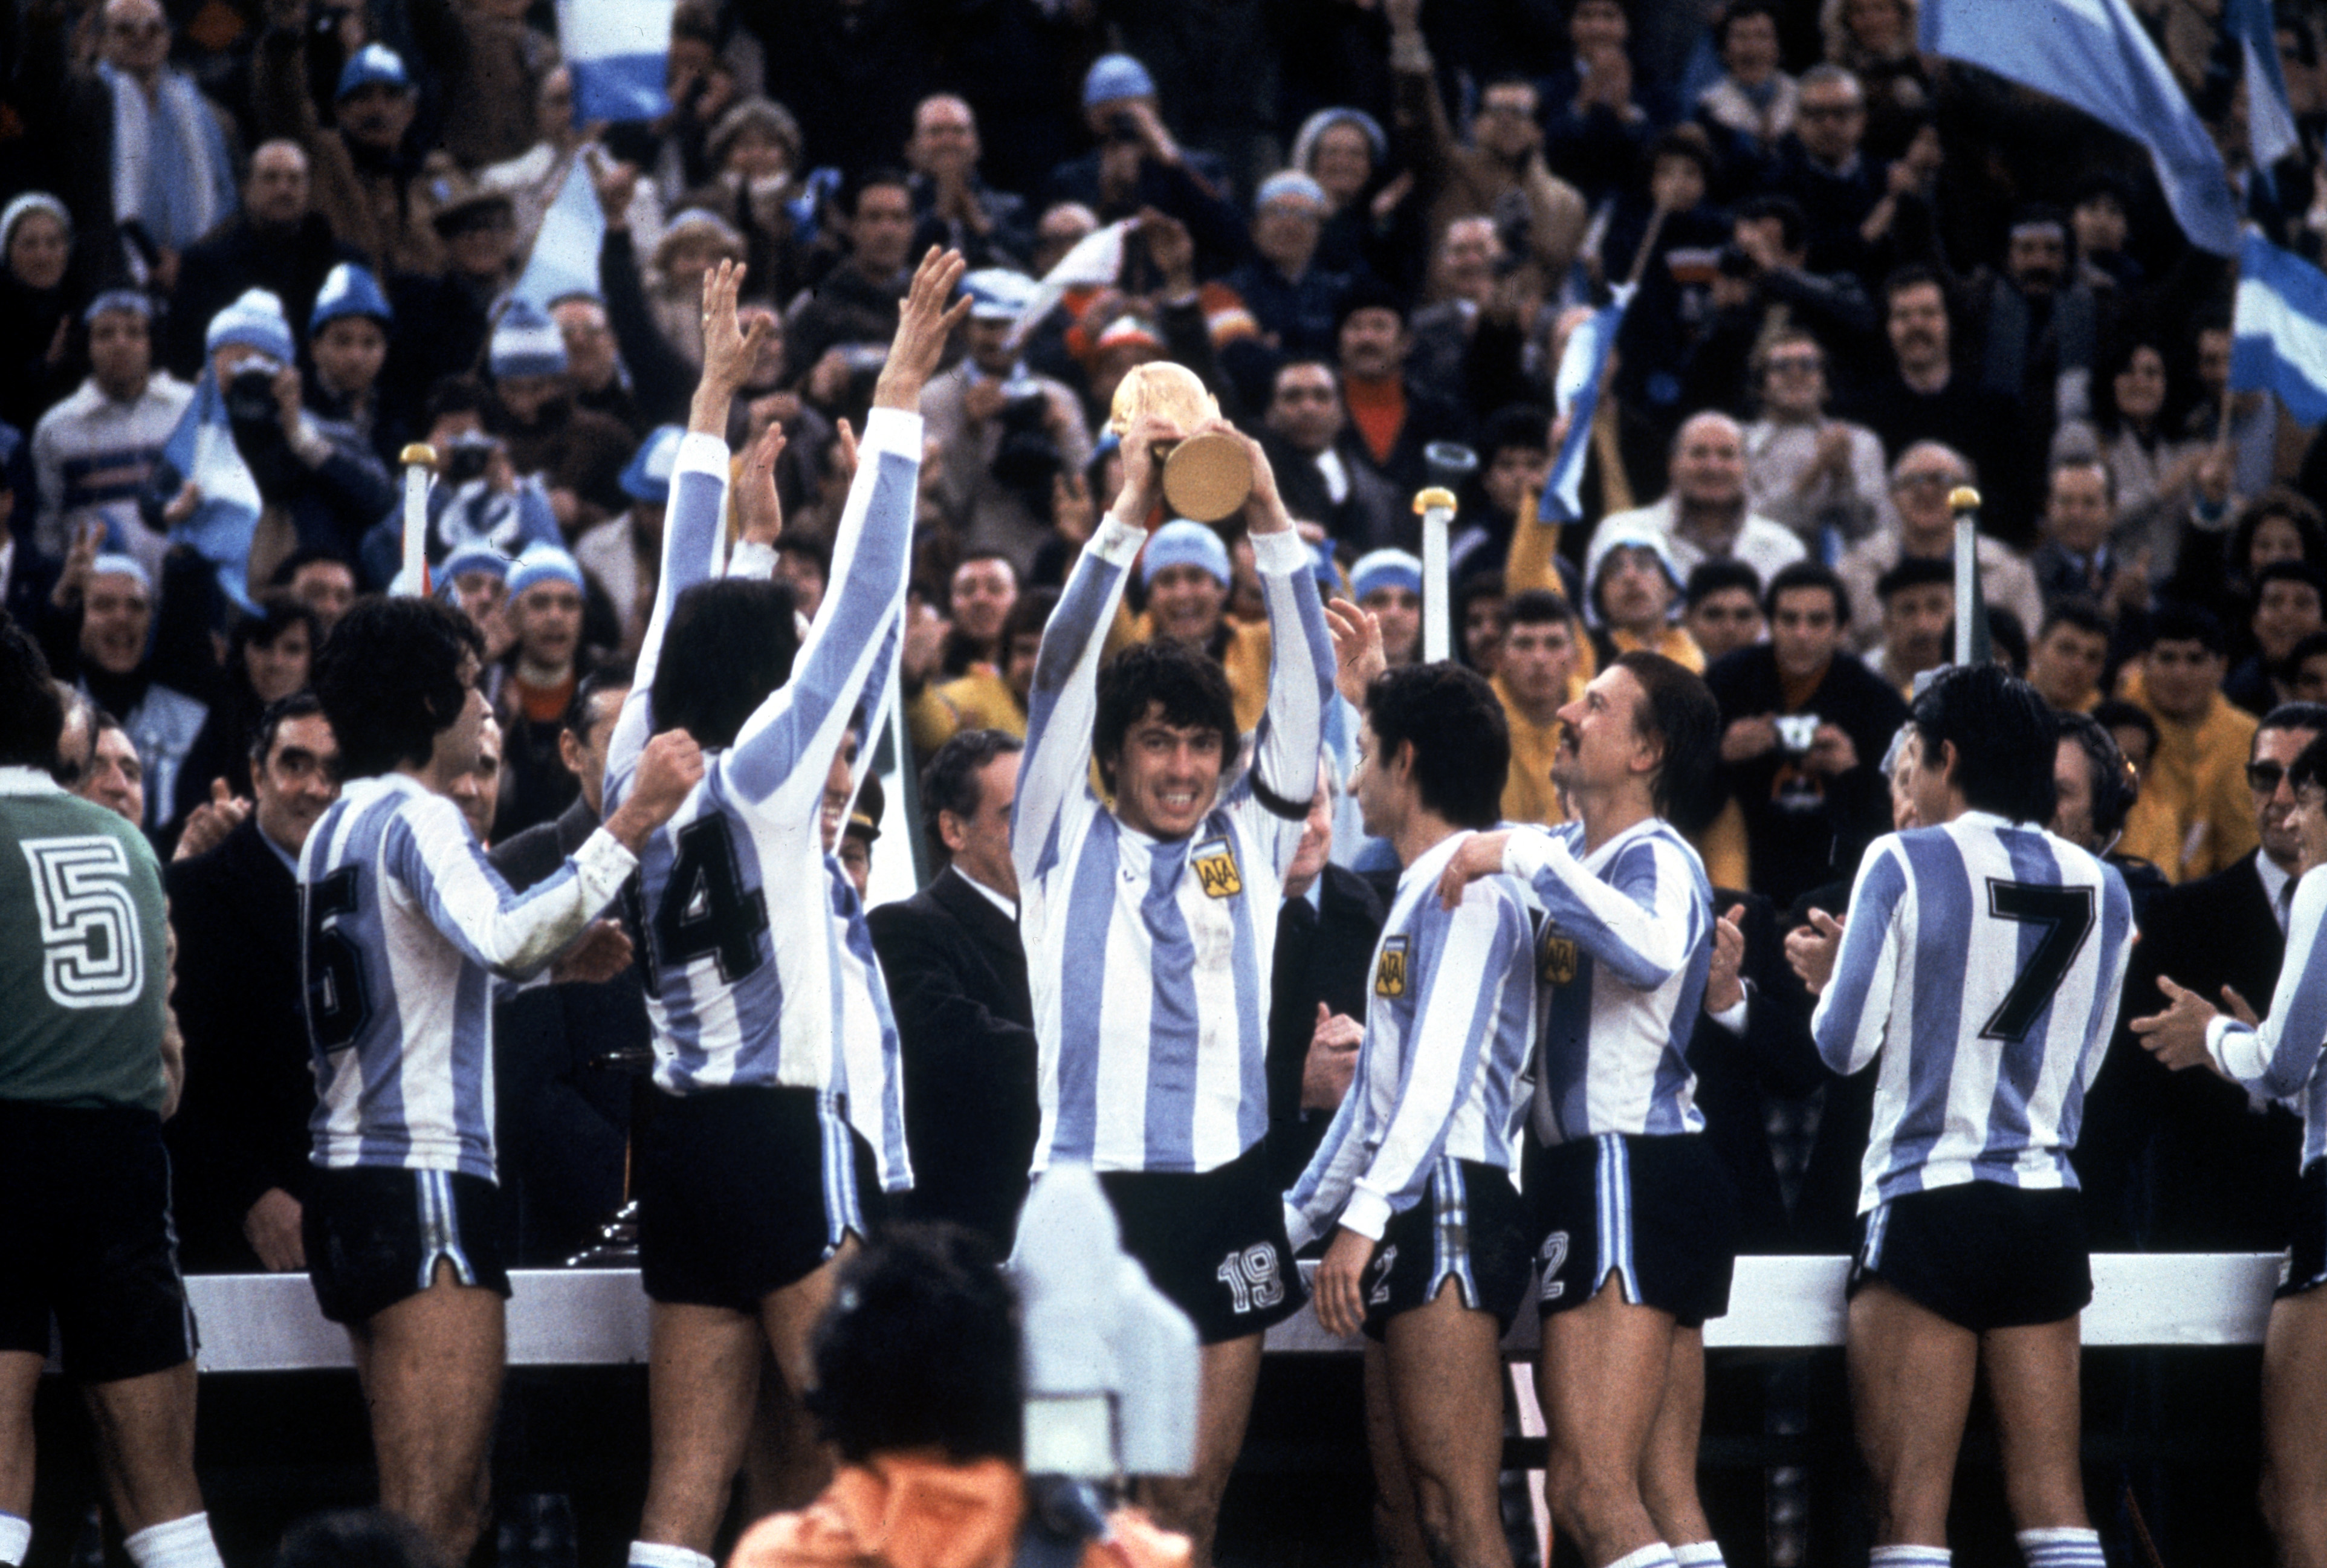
{"left": 600, "top": 416, "right": 917, "bottom": 1193}
{"left": 300, "top": 774, "right": 636, "bottom": 1179}
{"left": 1507, "top": 817, "right": 1714, "bottom": 1145}
{"left": 2206, "top": 865, "right": 2327, "bottom": 1171}
{"left": 1284, "top": 831, "right": 1536, "bottom": 1247}
{"left": 1014, "top": 516, "right": 1333, "bottom": 1174}
{"left": 1811, "top": 811, "right": 2135, "bottom": 1213}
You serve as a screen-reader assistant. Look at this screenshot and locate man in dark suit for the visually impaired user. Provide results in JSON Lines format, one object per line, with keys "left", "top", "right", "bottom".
{"left": 866, "top": 728, "right": 1038, "bottom": 1251}
{"left": 1691, "top": 889, "right": 1822, "bottom": 1254}
{"left": 2082, "top": 702, "right": 2327, "bottom": 1249}
{"left": 165, "top": 693, "right": 338, "bottom": 1271}
{"left": 487, "top": 667, "right": 643, "bottom": 1266}
{"left": 1264, "top": 776, "right": 1385, "bottom": 1191}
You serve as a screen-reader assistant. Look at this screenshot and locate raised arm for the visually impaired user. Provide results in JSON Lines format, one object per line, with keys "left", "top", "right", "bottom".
{"left": 1011, "top": 409, "right": 1180, "bottom": 889}
{"left": 1230, "top": 427, "right": 1332, "bottom": 841}
{"left": 609, "top": 261, "right": 773, "bottom": 779}
{"left": 724, "top": 248, "right": 967, "bottom": 812}
{"left": 1807, "top": 838, "right": 1909, "bottom": 1075}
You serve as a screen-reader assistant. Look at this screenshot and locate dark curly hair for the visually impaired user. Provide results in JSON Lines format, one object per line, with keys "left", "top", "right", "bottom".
{"left": 313, "top": 597, "right": 484, "bottom": 780}
{"left": 1362, "top": 663, "right": 1509, "bottom": 829}
{"left": 1911, "top": 661, "right": 2057, "bottom": 824}
{"left": 0, "top": 614, "right": 62, "bottom": 772}
{"left": 807, "top": 1223, "right": 1022, "bottom": 1465}
{"left": 650, "top": 578, "right": 800, "bottom": 752}
{"left": 1093, "top": 638, "right": 1238, "bottom": 795}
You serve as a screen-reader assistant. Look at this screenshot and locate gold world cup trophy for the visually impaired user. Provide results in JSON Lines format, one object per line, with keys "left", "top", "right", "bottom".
{"left": 1108, "top": 362, "right": 1252, "bottom": 523}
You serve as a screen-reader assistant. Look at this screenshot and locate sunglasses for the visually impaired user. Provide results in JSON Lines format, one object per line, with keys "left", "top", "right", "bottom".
{"left": 2250, "top": 760, "right": 2293, "bottom": 794}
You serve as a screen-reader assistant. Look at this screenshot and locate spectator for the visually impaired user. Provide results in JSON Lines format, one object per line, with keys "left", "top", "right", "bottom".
{"left": 2026, "top": 598, "right": 2113, "bottom": 714}
{"left": 253, "top": 36, "right": 445, "bottom": 280}
{"left": 272, "top": 545, "right": 358, "bottom": 638}
{"left": 1126, "top": 520, "right": 1276, "bottom": 736}
{"left": 0, "top": 193, "right": 91, "bottom": 435}
{"left": 1582, "top": 519, "right": 1703, "bottom": 673}
{"left": 1226, "top": 173, "right": 1356, "bottom": 373}
{"left": 1694, "top": 1, "right": 1799, "bottom": 183}
{"left": 409, "top": 0, "right": 554, "bottom": 172}
{"left": 1770, "top": 66, "right": 1888, "bottom": 279}
{"left": 921, "top": 270, "right": 1093, "bottom": 575}
{"left": 31, "top": 291, "right": 190, "bottom": 578}
{"left": 1848, "top": 266, "right": 2030, "bottom": 539}
{"left": 1454, "top": 570, "right": 1509, "bottom": 675}
{"left": 837, "top": 774, "right": 881, "bottom": 901}
{"left": 676, "top": 98, "right": 813, "bottom": 312}
{"left": 1742, "top": 328, "right": 1888, "bottom": 554}
{"left": 1043, "top": 54, "right": 1245, "bottom": 277}
{"left": 1387, "top": 4, "right": 1588, "bottom": 285}
{"left": 165, "top": 692, "right": 338, "bottom": 1272}
{"left": 1350, "top": 549, "right": 1423, "bottom": 667}
{"left": 453, "top": 710, "right": 500, "bottom": 843}
{"left": 785, "top": 172, "right": 916, "bottom": 384}
{"left": 1286, "top": 106, "right": 1397, "bottom": 283}
{"left": 938, "top": 552, "right": 1019, "bottom": 682}
{"left": 1969, "top": 206, "right": 2107, "bottom": 455}
{"left": 1688, "top": 196, "right": 1878, "bottom": 417}
{"left": 1682, "top": 559, "right": 1767, "bottom": 666}
{"left": 486, "top": 668, "right": 645, "bottom": 1266}
{"left": 2060, "top": 333, "right": 2217, "bottom": 582}
{"left": 1256, "top": 359, "right": 1404, "bottom": 549}
{"left": 2118, "top": 605, "right": 2260, "bottom": 884}
{"left": 487, "top": 543, "right": 597, "bottom": 840}
{"left": 172, "top": 594, "right": 317, "bottom": 822}
{"left": 907, "top": 585, "right": 1052, "bottom": 756}
{"left": 866, "top": 730, "right": 1037, "bottom": 1249}
{"left": 166, "top": 141, "right": 363, "bottom": 383}
{"left": 1403, "top": 218, "right": 1535, "bottom": 424}
{"left": 77, "top": 704, "right": 149, "bottom": 823}
{"left": 1542, "top": 0, "right": 1657, "bottom": 210}
{"left": 1868, "top": 555, "right": 1955, "bottom": 695}
{"left": 384, "top": 182, "right": 522, "bottom": 435}
{"left": 577, "top": 426, "right": 682, "bottom": 659}
{"left": 1835, "top": 441, "right": 2044, "bottom": 653}
{"left": 2227, "top": 563, "right": 2327, "bottom": 717}
{"left": 1706, "top": 560, "right": 1908, "bottom": 909}
{"left": 2189, "top": 320, "right": 2277, "bottom": 507}
{"left": 1822, "top": 0, "right": 1929, "bottom": 158}
{"left": 475, "top": 70, "right": 641, "bottom": 265}
{"left": 1494, "top": 588, "right": 1581, "bottom": 826}
{"left": 1333, "top": 288, "right": 1475, "bottom": 503}
{"left": 55, "top": 552, "right": 209, "bottom": 836}
{"left": 1588, "top": 411, "right": 1807, "bottom": 589}
{"left": 1451, "top": 405, "right": 1550, "bottom": 580}
{"left": 549, "top": 296, "right": 649, "bottom": 438}
{"left": 2031, "top": 455, "right": 2149, "bottom": 627}
{"left": 484, "top": 300, "right": 638, "bottom": 537}
{"left": 305, "top": 264, "right": 400, "bottom": 471}
{"left": 906, "top": 94, "right": 1032, "bottom": 272}
{"left": 2288, "top": 629, "right": 2327, "bottom": 702}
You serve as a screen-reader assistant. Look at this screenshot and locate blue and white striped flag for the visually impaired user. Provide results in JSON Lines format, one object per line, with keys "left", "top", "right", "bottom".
{"left": 2232, "top": 229, "right": 2327, "bottom": 426}
{"left": 1539, "top": 283, "right": 1634, "bottom": 525}
{"left": 2230, "top": 0, "right": 2301, "bottom": 172}
{"left": 160, "top": 369, "right": 262, "bottom": 611}
{"left": 558, "top": 0, "right": 673, "bottom": 125}
{"left": 1921, "top": 0, "right": 2239, "bottom": 257}
{"left": 513, "top": 154, "right": 604, "bottom": 309}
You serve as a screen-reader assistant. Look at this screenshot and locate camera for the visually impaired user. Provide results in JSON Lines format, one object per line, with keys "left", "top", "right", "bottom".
{"left": 442, "top": 433, "right": 500, "bottom": 487}
{"left": 1775, "top": 713, "right": 1822, "bottom": 755}
{"left": 222, "top": 357, "right": 285, "bottom": 426}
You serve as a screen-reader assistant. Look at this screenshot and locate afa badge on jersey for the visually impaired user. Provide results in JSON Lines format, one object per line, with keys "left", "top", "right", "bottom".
{"left": 1376, "top": 935, "right": 1409, "bottom": 997}
{"left": 1192, "top": 838, "right": 1243, "bottom": 899}
{"left": 1539, "top": 924, "right": 1579, "bottom": 988}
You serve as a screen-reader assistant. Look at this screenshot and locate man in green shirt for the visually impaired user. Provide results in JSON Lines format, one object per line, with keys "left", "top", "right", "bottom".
{"left": 0, "top": 614, "right": 224, "bottom": 1568}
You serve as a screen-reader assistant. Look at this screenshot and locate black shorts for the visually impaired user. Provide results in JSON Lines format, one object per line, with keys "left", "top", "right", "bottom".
{"left": 0, "top": 1100, "right": 197, "bottom": 1382}
{"left": 1098, "top": 1139, "right": 1306, "bottom": 1345}
{"left": 1361, "top": 1158, "right": 1536, "bottom": 1342}
{"left": 1529, "top": 1132, "right": 1738, "bottom": 1330}
{"left": 1850, "top": 1182, "right": 2091, "bottom": 1332}
{"left": 638, "top": 1086, "right": 877, "bottom": 1312}
{"left": 2280, "top": 1160, "right": 2327, "bottom": 1299}
{"left": 304, "top": 1165, "right": 511, "bottom": 1326}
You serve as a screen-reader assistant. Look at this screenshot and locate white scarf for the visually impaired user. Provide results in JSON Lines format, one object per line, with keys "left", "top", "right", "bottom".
{"left": 100, "top": 62, "right": 222, "bottom": 244}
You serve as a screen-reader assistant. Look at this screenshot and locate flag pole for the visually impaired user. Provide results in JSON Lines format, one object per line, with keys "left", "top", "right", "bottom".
{"left": 397, "top": 444, "right": 436, "bottom": 597}
{"left": 1950, "top": 485, "right": 1982, "bottom": 667}
{"left": 1416, "top": 487, "right": 1455, "bottom": 661}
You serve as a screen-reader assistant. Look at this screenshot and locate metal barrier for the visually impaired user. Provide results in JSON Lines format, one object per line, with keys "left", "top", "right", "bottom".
{"left": 168, "top": 1254, "right": 2286, "bottom": 1373}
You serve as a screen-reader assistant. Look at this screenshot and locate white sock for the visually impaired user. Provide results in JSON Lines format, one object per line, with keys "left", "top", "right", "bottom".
{"left": 1869, "top": 1548, "right": 1952, "bottom": 1567}
{"left": 1672, "top": 1545, "right": 1727, "bottom": 1567}
{"left": 121, "top": 1513, "right": 224, "bottom": 1568}
{"left": 0, "top": 1512, "right": 29, "bottom": 1568}
{"left": 628, "top": 1542, "right": 715, "bottom": 1568}
{"left": 1606, "top": 1546, "right": 1679, "bottom": 1568}
{"left": 2017, "top": 1527, "right": 2105, "bottom": 1567}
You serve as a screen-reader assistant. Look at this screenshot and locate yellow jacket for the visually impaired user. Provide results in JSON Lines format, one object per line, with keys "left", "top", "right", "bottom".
{"left": 2115, "top": 667, "right": 2260, "bottom": 883}
{"left": 906, "top": 667, "right": 1026, "bottom": 756}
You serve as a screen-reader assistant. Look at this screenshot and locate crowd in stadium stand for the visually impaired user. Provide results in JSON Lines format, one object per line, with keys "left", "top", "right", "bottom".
{"left": 14, "top": 0, "right": 2327, "bottom": 1565}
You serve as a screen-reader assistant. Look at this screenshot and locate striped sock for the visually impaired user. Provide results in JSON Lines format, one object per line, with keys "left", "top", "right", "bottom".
{"left": 629, "top": 1543, "right": 715, "bottom": 1568}
{"left": 2017, "top": 1527, "right": 2106, "bottom": 1567}
{"left": 1869, "top": 1549, "right": 1952, "bottom": 1568}
{"left": 0, "top": 1512, "right": 29, "bottom": 1568}
{"left": 121, "top": 1514, "right": 224, "bottom": 1568}
{"left": 1672, "top": 1545, "right": 1727, "bottom": 1567}
{"left": 1606, "top": 1546, "right": 1679, "bottom": 1568}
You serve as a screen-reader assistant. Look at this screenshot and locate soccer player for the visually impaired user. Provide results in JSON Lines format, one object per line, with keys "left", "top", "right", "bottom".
{"left": 1287, "top": 647, "right": 1536, "bottom": 1568}
{"left": 297, "top": 588, "right": 696, "bottom": 1562}
{"left": 2133, "top": 730, "right": 2327, "bottom": 1566}
{"left": 1435, "top": 650, "right": 1730, "bottom": 1568}
{"left": 1012, "top": 411, "right": 1332, "bottom": 1565}
{"left": 607, "top": 251, "right": 967, "bottom": 1568}
{"left": 0, "top": 617, "right": 225, "bottom": 1568}
{"left": 1789, "top": 663, "right": 2134, "bottom": 1568}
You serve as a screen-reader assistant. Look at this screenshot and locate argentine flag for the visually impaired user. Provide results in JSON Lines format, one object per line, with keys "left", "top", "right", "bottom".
{"left": 513, "top": 154, "right": 604, "bottom": 309}
{"left": 1921, "top": 0, "right": 2239, "bottom": 257}
{"left": 2229, "top": 0, "right": 2300, "bottom": 175}
{"left": 2232, "top": 230, "right": 2327, "bottom": 427}
{"left": 159, "top": 369, "right": 263, "bottom": 612}
{"left": 560, "top": 0, "right": 673, "bottom": 126}
{"left": 1539, "top": 284, "right": 1633, "bottom": 525}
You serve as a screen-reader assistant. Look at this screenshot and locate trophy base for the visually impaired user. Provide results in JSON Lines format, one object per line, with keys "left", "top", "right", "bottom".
{"left": 1162, "top": 432, "right": 1252, "bottom": 523}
